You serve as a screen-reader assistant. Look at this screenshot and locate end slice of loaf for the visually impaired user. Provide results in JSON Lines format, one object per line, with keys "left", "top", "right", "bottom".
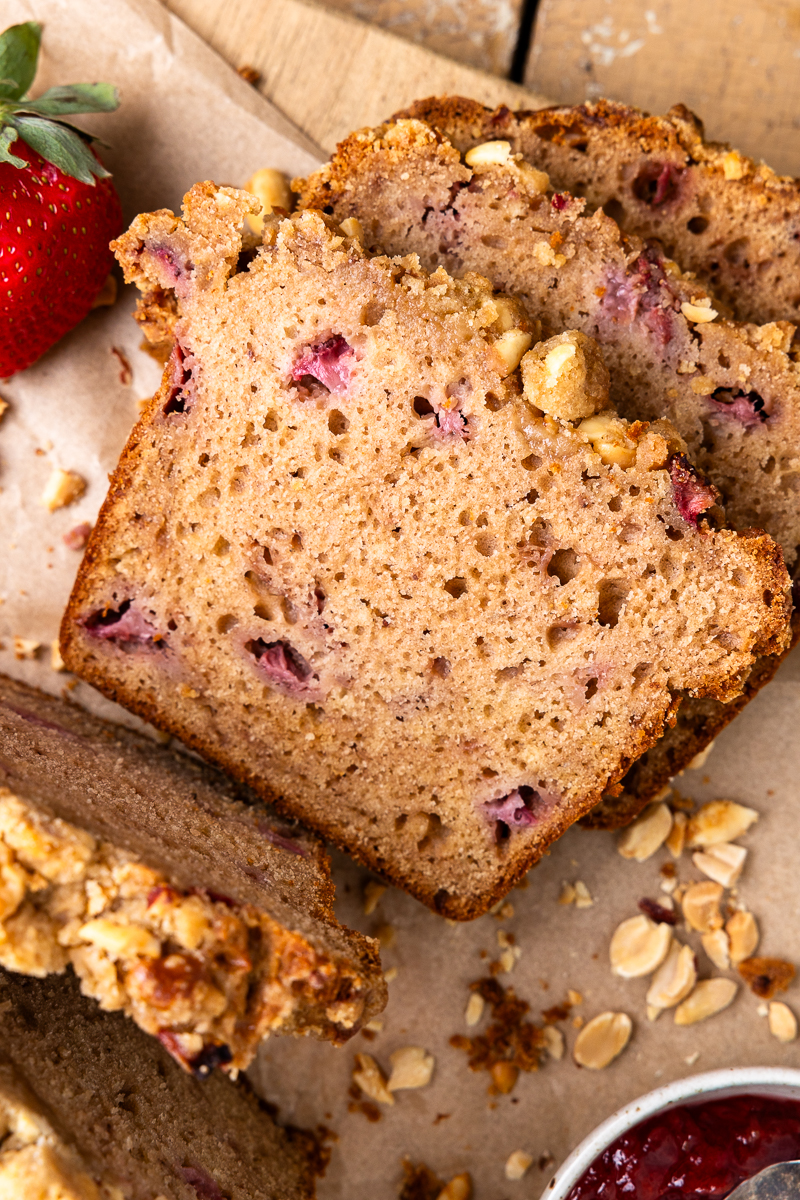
{"left": 395, "top": 96, "right": 800, "bottom": 329}
{"left": 0, "top": 672, "right": 385, "bottom": 1071}
{"left": 0, "top": 967, "right": 317, "bottom": 1200}
{"left": 61, "top": 191, "right": 790, "bottom": 916}
{"left": 295, "top": 111, "right": 800, "bottom": 823}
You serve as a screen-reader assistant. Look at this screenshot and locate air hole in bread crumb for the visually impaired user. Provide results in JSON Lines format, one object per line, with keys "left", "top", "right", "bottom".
{"left": 281, "top": 597, "right": 299, "bottom": 625}
{"left": 485, "top": 392, "right": 503, "bottom": 412}
{"left": 597, "top": 579, "right": 629, "bottom": 627}
{"left": 198, "top": 487, "right": 220, "bottom": 507}
{"left": 395, "top": 814, "right": 407, "bottom": 830}
{"left": 433, "top": 889, "right": 451, "bottom": 914}
{"left": 458, "top": 511, "right": 471, "bottom": 526}
{"left": 431, "top": 656, "right": 451, "bottom": 678}
{"left": 547, "top": 622, "right": 579, "bottom": 649}
{"left": 687, "top": 216, "right": 709, "bottom": 234}
{"left": 413, "top": 396, "right": 435, "bottom": 417}
{"left": 476, "top": 534, "right": 496, "bottom": 557}
{"left": 212, "top": 536, "right": 230, "bottom": 556}
{"left": 666, "top": 526, "right": 684, "bottom": 542}
{"left": 608, "top": 496, "right": 622, "bottom": 513}
{"left": 263, "top": 411, "right": 278, "bottom": 432}
{"left": 444, "top": 577, "right": 467, "bottom": 599}
{"left": 525, "top": 489, "right": 539, "bottom": 504}
{"left": 521, "top": 454, "right": 542, "bottom": 471}
{"left": 254, "top": 604, "right": 273, "bottom": 621}
{"left": 764, "top": 589, "right": 774, "bottom": 607}
{"left": 718, "top": 350, "right": 731, "bottom": 369}
{"left": 216, "top": 614, "right": 238, "bottom": 634}
{"left": 547, "top": 548, "right": 580, "bottom": 585}
{"left": 328, "top": 409, "right": 349, "bottom": 435}
{"left": 632, "top": 662, "right": 652, "bottom": 688}
{"left": 476, "top": 513, "right": 489, "bottom": 528}
{"left": 585, "top": 678, "right": 599, "bottom": 699}
{"left": 603, "top": 197, "right": 625, "bottom": 224}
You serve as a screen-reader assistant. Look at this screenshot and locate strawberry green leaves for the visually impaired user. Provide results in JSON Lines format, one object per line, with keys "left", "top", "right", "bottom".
{"left": 0, "top": 20, "right": 119, "bottom": 184}
{"left": 0, "top": 21, "right": 40, "bottom": 101}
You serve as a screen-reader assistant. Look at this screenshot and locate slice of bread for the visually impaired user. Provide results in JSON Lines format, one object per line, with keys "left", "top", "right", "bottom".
{"left": 0, "top": 967, "right": 317, "bottom": 1199}
{"left": 60, "top": 191, "right": 790, "bottom": 917}
{"left": 395, "top": 97, "right": 800, "bottom": 329}
{"left": 0, "top": 673, "right": 384, "bottom": 1071}
{"left": 294, "top": 111, "right": 800, "bottom": 824}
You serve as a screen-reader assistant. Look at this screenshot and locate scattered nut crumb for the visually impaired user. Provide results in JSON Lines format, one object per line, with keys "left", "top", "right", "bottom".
{"left": 13, "top": 637, "right": 40, "bottom": 661}
{"left": 686, "top": 801, "right": 758, "bottom": 848}
{"left": 726, "top": 911, "right": 759, "bottom": 965}
{"left": 665, "top": 811, "right": 687, "bottom": 858}
{"left": 376, "top": 923, "right": 396, "bottom": 949}
{"left": 617, "top": 802, "right": 672, "bottom": 862}
{"left": 384, "top": 966, "right": 398, "bottom": 982}
{"left": 674, "top": 978, "right": 737, "bottom": 1025}
{"left": 465, "top": 993, "right": 485, "bottom": 1027}
{"left": 50, "top": 640, "right": 65, "bottom": 672}
{"left": 573, "top": 880, "right": 593, "bottom": 908}
{"left": 692, "top": 842, "right": 747, "bottom": 887}
{"left": 436, "top": 1173, "right": 472, "bottom": 1200}
{"left": 681, "top": 881, "right": 724, "bottom": 933}
{"left": 504, "top": 1150, "right": 533, "bottom": 1181}
{"left": 493, "top": 902, "right": 514, "bottom": 921}
{"left": 364, "top": 1018, "right": 384, "bottom": 1033}
{"left": 738, "top": 957, "right": 795, "bottom": 999}
{"left": 450, "top": 978, "right": 547, "bottom": 1094}
{"left": 40, "top": 469, "right": 86, "bottom": 512}
{"left": 610, "top": 915, "right": 672, "bottom": 978}
{"left": 685, "top": 1051, "right": 700, "bottom": 1065}
{"left": 237, "top": 64, "right": 261, "bottom": 85}
{"left": 541, "top": 1025, "right": 564, "bottom": 1060}
{"left": 769, "top": 1002, "right": 797, "bottom": 1043}
{"left": 567, "top": 989, "right": 583, "bottom": 1006}
{"left": 363, "top": 880, "right": 386, "bottom": 916}
{"left": 646, "top": 941, "right": 697, "bottom": 1010}
{"left": 573, "top": 1011, "right": 632, "bottom": 1070}
{"left": 352, "top": 1053, "right": 394, "bottom": 1105}
{"left": 558, "top": 882, "right": 576, "bottom": 906}
{"left": 701, "top": 928, "right": 731, "bottom": 970}
{"left": 388, "top": 1046, "right": 435, "bottom": 1091}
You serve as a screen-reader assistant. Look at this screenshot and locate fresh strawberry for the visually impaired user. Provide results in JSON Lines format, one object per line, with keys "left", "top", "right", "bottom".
{"left": 0, "top": 21, "right": 122, "bottom": 377}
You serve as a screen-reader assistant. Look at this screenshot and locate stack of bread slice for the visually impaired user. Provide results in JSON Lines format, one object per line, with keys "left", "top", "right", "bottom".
{"left": 59, "top": 188, "right": 790, "bottom": 916}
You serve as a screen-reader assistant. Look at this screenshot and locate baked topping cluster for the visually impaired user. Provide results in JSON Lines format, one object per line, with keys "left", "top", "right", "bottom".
{"left": 0, "top": 787, "right": 368, "bottom": 1072}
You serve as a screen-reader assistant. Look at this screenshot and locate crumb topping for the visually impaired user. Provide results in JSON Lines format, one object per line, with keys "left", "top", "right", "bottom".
{"left": 0, "top": 787, "right": 369, "bottom": 1072}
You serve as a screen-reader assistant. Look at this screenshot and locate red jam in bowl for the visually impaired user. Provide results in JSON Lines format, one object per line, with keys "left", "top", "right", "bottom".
{"left": 567, "top": 1093, "right": 800, "bottom": 1199}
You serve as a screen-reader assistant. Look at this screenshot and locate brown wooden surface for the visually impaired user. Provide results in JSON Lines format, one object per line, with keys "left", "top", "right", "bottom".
{"left": 319, "top": 0, "right": 525, "bottom": 76}
{"left": 525, "top": 0, "right": 800, "bottom": 177}
{"left": 164, "top": 0, "right": 549, "bottom": 155}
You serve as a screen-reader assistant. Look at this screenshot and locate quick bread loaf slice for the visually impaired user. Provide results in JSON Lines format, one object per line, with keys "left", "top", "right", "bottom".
{"left": 0, "top": 672, "right": 384, "bottom": 1072}
{"left": 296, "top": 113, "right": 800, "bottom": 568}
{"left": 60, "top": 191, "right": 790, "bottom": 917}
{"left": 0, "top": 967, "right": 317, "bottom": 1200}
{"left": 295, "top": 113, "right": 800, "bottom": 824}
{"left": 398, "top": 97, "right": 800, "bottom": 329}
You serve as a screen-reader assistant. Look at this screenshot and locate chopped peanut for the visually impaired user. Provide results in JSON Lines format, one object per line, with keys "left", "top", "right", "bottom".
{"left": 40, "top": 469, "right": 86, "bottom": 512}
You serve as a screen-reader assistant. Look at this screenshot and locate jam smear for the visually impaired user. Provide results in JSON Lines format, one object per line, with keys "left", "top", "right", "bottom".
{"left": 567, "top": 1093, "right": 800, "bottom": 1200}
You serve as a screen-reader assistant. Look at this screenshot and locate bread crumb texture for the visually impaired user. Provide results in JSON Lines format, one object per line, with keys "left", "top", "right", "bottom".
{"left": 0, "top": 1064, "right": 108, "bottom": 1200}
{"left": 61, "top": 192, "right": 790, "bottom": 917}
{"left": 0, "top": 787, "right": 368, "bottom": 1072}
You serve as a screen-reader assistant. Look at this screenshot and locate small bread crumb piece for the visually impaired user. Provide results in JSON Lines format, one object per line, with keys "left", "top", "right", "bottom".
{"left": 387, "top": 1045, "right": 434, "bottom": 1091}
{"left": 465, "top": 993, "right": 484, "bottom": 1027}
{"left": 353, "top": 1053, "right": 394, "bottom": 1105}
{"left": 363, "top": 880, "right": 386, "bottom": 916}
{"left": 50, "top": 641, "right": 66, "bottom": 673}
{"left": 13, "top": 637, "right": 40, "bottom": 661}
{"left": 437, "top": 1173, "right": 472, "bottom": 1200}
{"left": 40, "top": 469, "right": 86, "bottom": 512}
{"left": 504, "top": 1150, "right": 533, "bottom": 1181}
{"left": 573, "top": 880, "right": 593, "bottom": 908}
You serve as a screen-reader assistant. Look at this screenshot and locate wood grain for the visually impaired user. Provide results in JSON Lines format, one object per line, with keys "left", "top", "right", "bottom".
{"left": 525, "top": 0, "right": 800, "bottom": 177}
{"left": 164, "top": 0, "right": 550, "bottom": 154}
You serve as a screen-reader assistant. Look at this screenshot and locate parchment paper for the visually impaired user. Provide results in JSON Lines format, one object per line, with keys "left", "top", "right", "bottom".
{"left": 1, "top": 2, "right": 800, "bottom": 1197}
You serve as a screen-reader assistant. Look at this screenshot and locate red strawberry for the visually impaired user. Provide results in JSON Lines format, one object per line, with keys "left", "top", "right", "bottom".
{"left": 0, "top": 21, "right": 122, "bottom": 377}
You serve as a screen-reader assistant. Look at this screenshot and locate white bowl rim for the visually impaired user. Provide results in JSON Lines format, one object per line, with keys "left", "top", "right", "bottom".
{"left": 541, "top": 1066, "right": 800, "bottom": 1200}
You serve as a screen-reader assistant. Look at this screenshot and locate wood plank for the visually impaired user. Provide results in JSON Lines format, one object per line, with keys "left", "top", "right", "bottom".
{"left": 317, "top": 0, "right": 526, "bottom": 77}
{"left": 164, "top": 0, "right": 550, "bottom": 154}
{"left": 525, "top": 0, "right": 800, "bottom": 177}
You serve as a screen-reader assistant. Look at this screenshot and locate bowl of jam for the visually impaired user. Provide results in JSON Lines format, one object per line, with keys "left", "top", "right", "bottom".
{"left": 544, "top": 1067, "right": 800, "bottom": 1200}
